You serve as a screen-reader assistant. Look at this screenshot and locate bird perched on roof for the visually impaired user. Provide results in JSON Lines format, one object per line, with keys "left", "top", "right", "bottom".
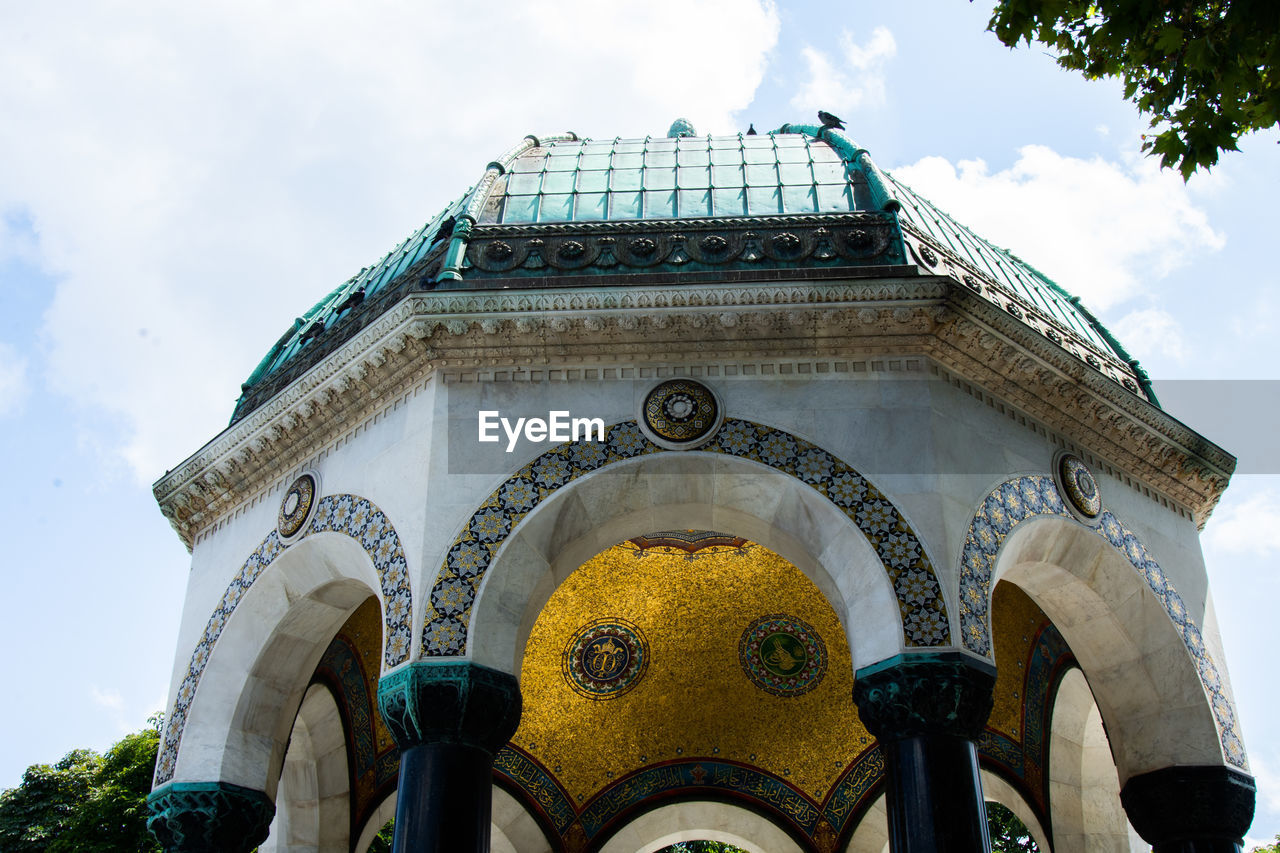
{"left": 746, "top": 123, "right": 757, "bottom": 135}
{"left": 818, "top": 110, "right": 846, "bottom": 130}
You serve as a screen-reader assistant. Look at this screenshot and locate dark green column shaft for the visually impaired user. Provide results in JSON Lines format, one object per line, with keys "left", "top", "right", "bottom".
{"left": 853, "top": 652, "right": 996, "bottom": 853}
{"left": 1121, "top": 765, "right": 1256, "bottom": 853}
{"left": 377, "top": 661, "right": 522, "bottom": 853}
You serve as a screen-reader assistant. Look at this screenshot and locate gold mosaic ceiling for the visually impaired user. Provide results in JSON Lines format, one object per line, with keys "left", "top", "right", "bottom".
{"left": 511, "top": 538, "right": 871, "bottom": 804}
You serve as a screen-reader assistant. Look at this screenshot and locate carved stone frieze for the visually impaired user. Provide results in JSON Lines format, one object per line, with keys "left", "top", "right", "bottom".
{"left": 464, "top": 213, "right": 901, "bottom": 278}
{"left": 153, "top": 276, "right": 1233, "bottom": 550}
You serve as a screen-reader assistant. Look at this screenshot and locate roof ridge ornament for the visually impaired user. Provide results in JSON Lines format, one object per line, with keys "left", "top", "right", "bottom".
{"left": 667, "top": 118, "right": 696, "bottom": 138}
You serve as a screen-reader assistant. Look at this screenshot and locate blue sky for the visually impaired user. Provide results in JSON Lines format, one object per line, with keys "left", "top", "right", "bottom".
{"left": 1, "top": 0, "right": 1277, "bottom": 844}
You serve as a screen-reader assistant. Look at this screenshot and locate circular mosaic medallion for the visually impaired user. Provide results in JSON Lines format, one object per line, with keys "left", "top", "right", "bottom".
{"left": 641, "top": 379, "right": 721, "bottom": 448}
{"left": 1056, "top": 453, "right": 1102, "bottom": 520}
{"left": 563, "top": 618, "right": 649, "bottom": 700}
{"left": 278, "top": 473, "right": 317, "bottom": 539}
{"left": 739, "top": 615, "right": 828, "bottom": 697}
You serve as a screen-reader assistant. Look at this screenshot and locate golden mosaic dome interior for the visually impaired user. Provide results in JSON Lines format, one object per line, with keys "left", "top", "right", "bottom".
{"left": 511, "top": 538, "right": 869, "bottom": 804}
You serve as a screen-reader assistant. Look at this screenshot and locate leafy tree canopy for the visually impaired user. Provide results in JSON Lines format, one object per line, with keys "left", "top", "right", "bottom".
{"left": 987, "top": 801, "right": 1039, "bottom": 853}
{"left": 0, "top": 715, "right": 162, "bottom": 852}
{"left": 1251, "top": 836, "right": 1280, "bottom": 853}
{"left": 987, "top": 0, "right": 1280, "bottom": 178}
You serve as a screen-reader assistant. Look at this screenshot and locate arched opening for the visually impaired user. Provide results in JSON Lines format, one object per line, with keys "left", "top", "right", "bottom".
{"left": 260, "top": 683, "right": 350, "bottom": 852}
{"left": 174, "top": 533, "right": 383, "bottom": 795}
{"left": 595, "top": 801, "right": 802, "bottom": 853}
{"left": 1049, "top": 668, "right": 1141, "bottom": 853}
{"left": 467, "top": 451, "right": 907, "bottom": 679}
{"left": 487, "top": 528, "right": 869, "bottom": 852}
{"left": 991, "top": 516, "right": 1222, "bottom": 783}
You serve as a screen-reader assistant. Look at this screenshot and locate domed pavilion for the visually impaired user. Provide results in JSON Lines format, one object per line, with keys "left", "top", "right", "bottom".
{"left": 145, "top": 120, "right": 1255, "bottom": 853}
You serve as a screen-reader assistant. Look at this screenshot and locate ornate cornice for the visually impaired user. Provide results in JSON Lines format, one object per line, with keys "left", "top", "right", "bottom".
{"left": 153, "top": 276, "right": 1233, "bottom": 550}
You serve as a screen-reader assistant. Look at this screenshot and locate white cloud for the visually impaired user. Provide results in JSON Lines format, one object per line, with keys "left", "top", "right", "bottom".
{"left": 0, "top": 342, "right": 28, "bottom": 417}
{"left": 1203, "top": 489, "right": 1280, "bottom": 558}
{"left": 890, "top": 145, "right": 1224, "bottom": 311}
{"left": 791, "top": 27, "right": 896, "bottom": 117}
{"left": 0, "top": 1, "right": 780, "bottom": 481}
{"left": 1111, "top": 307, "right": 1186, "bottom": 362}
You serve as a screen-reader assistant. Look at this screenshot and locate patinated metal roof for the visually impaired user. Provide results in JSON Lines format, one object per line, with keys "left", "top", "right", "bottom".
{"left": 230, "top": 124, "right": 1153, "bottom": 424}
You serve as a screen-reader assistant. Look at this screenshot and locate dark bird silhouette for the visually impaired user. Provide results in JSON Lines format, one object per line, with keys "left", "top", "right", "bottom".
{"left": 746, "top": 123, "right": 757, "bottom": 135}
{"left": 818, "top": 110, "right": 846, "bottom": 130}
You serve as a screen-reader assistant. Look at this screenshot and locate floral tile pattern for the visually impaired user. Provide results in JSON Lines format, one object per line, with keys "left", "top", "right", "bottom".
{"left": 154, "top": 494, "right": 412, "bottom": 785}
{"left": 420, "top": 418, "right": 951, "bottom": 658}
{"left": 957, "top": 474, "right": 1246, "bottom": 769}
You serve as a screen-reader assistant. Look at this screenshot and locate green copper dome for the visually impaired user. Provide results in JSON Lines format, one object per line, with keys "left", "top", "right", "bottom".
{"left": 231, "top": 123, "right": 1152, "bottom": 423}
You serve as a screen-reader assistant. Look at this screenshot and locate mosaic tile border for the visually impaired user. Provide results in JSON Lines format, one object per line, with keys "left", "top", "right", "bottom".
{"left": 957, "top": 474, "right": 1246, "bottom": 769}
{"left": 155, "top": 494, "right": 413, "bottom": 785}
{"left": 421, "top": 418, "right": 951, "bottom": 657}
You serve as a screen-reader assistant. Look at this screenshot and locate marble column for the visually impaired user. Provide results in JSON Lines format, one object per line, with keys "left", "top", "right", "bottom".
{"left": 853, "top": 651, "right": 997, "bottom": 853}
{"left": 146, "top": 781, "right": 275, "bottom": 853}
{"left": 377, "top": 661, "right": 522, "bottom": 853}
{"left": 1121, "top": 765, "right": 1256, "bottom": 853}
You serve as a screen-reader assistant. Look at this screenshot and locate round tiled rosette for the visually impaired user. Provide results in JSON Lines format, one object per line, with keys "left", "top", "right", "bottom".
{"left": 562, "top": 618, "right": 649, "bottom": 700}
{"left": 739, "top": 614, "right": 828, "bottom": 697}
{"left": 642, "top": 379, "right": 720, "bottom": 446}
{"left": 1056, "top": 453, "right": 1102, "bottom": 519}
{"left": 278, "top": 473, "right": 317, "bottom": 539}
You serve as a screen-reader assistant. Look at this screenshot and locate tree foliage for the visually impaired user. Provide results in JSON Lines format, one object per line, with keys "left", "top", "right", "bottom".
{"left": 660, "top": 843, "right": 748, "bottom": 853}
{"left": 987, "top": 801, "right": 1039, "bottom": 853}
{"left": 1251, "top": 836, "right": 1280, "bottom": 853}
{"left": 0, "top": 716, "right": 162, "bottom": 852}
{"left": 987, "top": 0, "right": 1280, "bottom": 178}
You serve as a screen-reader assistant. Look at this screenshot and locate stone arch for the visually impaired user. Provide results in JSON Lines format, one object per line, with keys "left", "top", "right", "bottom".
{"left": 155, "top": 493, "right": 412, "bottom": 787}
{"left": 422, "top": 418, "right": 950, "bottom": 663}
{"left": 982, "top": 769, "right": 1051, "bottom": 853}
{"left": 352, "top": 792, "right": 396, "bottom": 853}
{"left": 1050, "top": 667, "right": 1136, "bottom": 853}
{"left": 955, "top": 474, "right": 1244, "bottom": 775}
{"left": 594, "top": 800, "right": 804, "bottom": 853}
{"left": 260, "top": 683, "right": 350, "bottom": 852}
{"left": 466, "top": 450, "right": 909, "bottom": 676}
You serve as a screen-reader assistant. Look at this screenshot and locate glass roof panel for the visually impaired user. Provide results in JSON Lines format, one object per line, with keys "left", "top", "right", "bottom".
{"left": 710, "top": 147, "right": 743, "bottom": 165}
{"left": 816, "top": 183, "right": 855, "bottom": 211}
{"left": 541, "top": 170, "right": 576, "bottom": 193}
{"left": 545, "top": 156, "right": 578, "bottom": 172}
{"left": 711, "top": 164, "right": 745, "bottom": 187}
{"left": 610, "top": 191, "right": 643, "bottom": 219}
{"left": 677, "top": 166, "right": 710, "bottom": 189}
{"left": 677, "top": 148, "right": 710, "bottom": 167}
{"left": 745, "top": 163, "right": 778, "bottom": 185}
{"left": 746, "top": 185, "right": 782, "bottom": 215}
{"left": 576, "top": 170, "right": 609, "bottom": 193}
{"left": 779, "top": 162, "right": 815, "bottom": 184}
{"left": 576, "top": 193, "right": 608, "bottom": 220}
{"left": 644, "top": 150, "right": 677, "bottom": 168}
{"left": 579, "top": 154, "right": 611, "bottom": 170}
{"left": 678, "top": 189, "right": 712, "bottom": 218}
{"left": 610, "top": 168, "right": 644, "bottom": 192}
{"left": 502, "top": 194, "right": 540, "bottom": 222}
{"left": 711, "top": 187, "right": 747, "bottom": 216}
{"left": 645, "top": 168, "right": 677, "bottom": 190}
{"left": 643, "top": 189, "right": 677, "bottom": 218}
{"left": 538, "top": 193, "right": 574, "bottom": 222}
{"left": 507, "top": 172, "right": 543, "bottom": 194}
{"left": 782, "top": 185, "right": 819, "bottom": 213}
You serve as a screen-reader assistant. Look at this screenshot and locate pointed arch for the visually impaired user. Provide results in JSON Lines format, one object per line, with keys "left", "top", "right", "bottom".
{"left": 421, "top": 418, "right": 949, "bottom": 657}
{"left": 155, "top": 494, "right": 412, "bottom": 786}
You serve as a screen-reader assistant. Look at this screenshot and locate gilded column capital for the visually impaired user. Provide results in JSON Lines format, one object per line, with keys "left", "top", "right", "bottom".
{"left": 146, "top": 781, "right": 274, "bottom": 853}
{"left": 377, "top": 661, "right": 521, "bottom": 754}
{"left": 852, "top": 651, "right": 996, "bottom": 741}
